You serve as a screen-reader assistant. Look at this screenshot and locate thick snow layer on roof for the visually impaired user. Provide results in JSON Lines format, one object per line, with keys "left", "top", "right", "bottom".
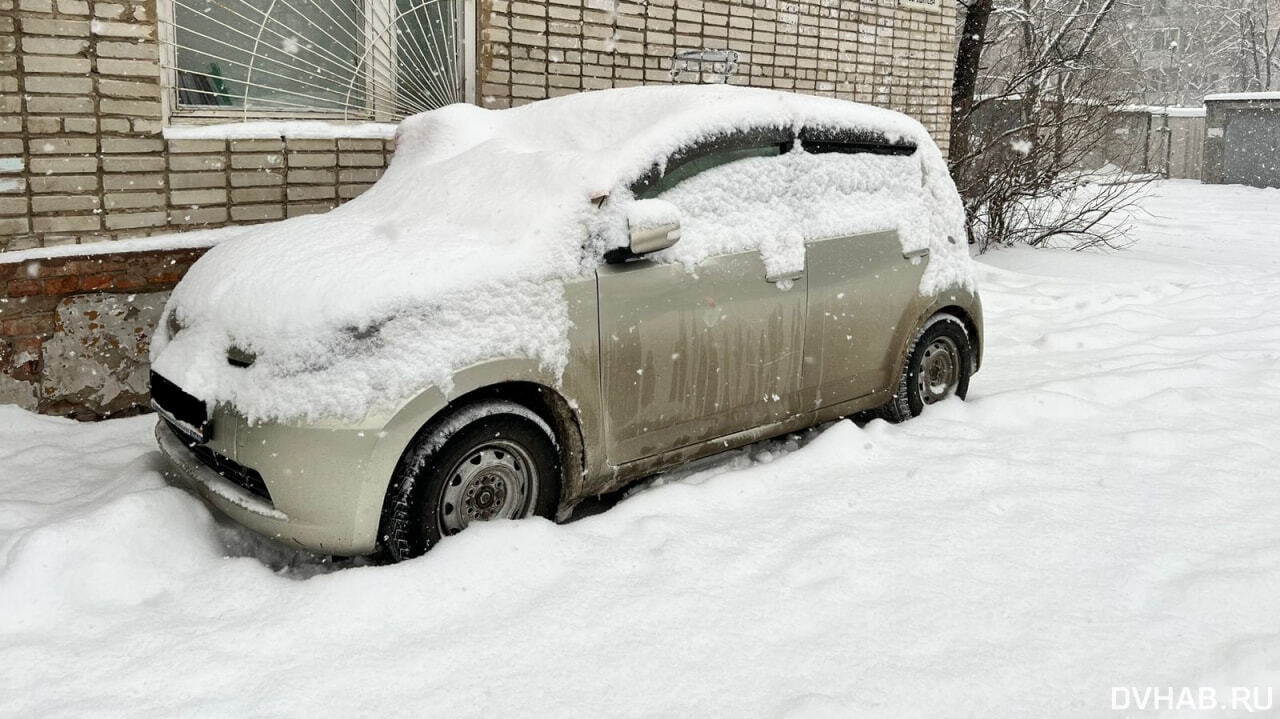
{"left": 1204, "top": 91, "right": 1280, "bottom": 102}
{"left": 152, "top": 85, "right": 969, "bottom": 422}
{"left": 1117, "top": 104, "right": 1207, "bottom": 117}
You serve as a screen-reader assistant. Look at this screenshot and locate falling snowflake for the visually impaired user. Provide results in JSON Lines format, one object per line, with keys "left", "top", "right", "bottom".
{"left": 1010, "top": 139, "right": 1033, "bottom": 155}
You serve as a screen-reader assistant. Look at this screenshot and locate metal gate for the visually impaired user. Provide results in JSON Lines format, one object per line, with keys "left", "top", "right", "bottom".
{"left": 1224, "top": 110, "right": 1280, "bottom": 188}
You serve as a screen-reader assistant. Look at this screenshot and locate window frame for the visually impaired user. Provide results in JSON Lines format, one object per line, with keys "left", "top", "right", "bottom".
{"left": 158, "top": 0, "right": 477, "bottom": 125}
{"left": 628, "top": 127, "right": 794, "bottom": 199}
{"left": 606, "top": 126, "right": 918, "bottom": 264}
{"left": 627, "top": 125, "right": 918, "bottom": 198}
{"left": 634, "top": 143, "right": 786, "bottom": 200}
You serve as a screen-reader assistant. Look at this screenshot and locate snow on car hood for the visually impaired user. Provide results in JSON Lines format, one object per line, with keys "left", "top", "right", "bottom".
{"left": 151, "top": 85, "right": 969, "bottom": 424}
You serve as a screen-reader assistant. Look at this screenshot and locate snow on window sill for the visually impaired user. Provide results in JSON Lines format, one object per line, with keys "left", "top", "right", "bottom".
{"left": 0, "top": 226, "right": 241, "bottom": 266}
{"left": 163, "top": 120, "right": 398, "bottom": 141}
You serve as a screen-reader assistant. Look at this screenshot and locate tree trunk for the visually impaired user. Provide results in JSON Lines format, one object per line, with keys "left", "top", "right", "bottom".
{"left": 949, "top": 0, "right": 994, "bottom": 170}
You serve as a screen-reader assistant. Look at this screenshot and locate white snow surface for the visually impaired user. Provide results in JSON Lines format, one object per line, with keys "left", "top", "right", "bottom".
{"left": 151, "top": 85, "right": 967, "bottom": 423}
{"left": 1203, "top": 91, "right": 1280, "bottom": 102}
{"left": 0, "top": 225, "right": 243, "bottom": 266}
{"left": 1117, "top": 104, "right": 1208, "bottom": 117}
{"left": 4, "top": 180, "right": 1280, "bottom": 716}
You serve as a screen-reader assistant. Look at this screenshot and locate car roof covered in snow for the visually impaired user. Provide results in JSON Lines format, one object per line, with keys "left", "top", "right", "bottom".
{"left": 164, "top": 86, "right": 943, "bottom": 336}
{"left": 392, "top": 84, "right": 925, "bottom": 194}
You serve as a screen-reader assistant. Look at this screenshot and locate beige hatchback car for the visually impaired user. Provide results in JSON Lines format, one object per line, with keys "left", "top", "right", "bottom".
{"left": 152, "top": 85, "right": 981, "bottom": 560}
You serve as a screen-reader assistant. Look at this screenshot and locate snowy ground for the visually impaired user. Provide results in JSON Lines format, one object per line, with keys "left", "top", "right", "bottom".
{"left": 2, "top": 180, "right": 1279, "bottom": 717}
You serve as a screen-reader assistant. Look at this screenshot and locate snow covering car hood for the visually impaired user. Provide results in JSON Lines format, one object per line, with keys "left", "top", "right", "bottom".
{"left": 151, "top": 85, "right": 969, "bottom": 423}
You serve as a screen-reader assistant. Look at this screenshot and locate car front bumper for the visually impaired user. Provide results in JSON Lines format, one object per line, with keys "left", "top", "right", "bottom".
{"left": 155, "top": 419, "right": 386, "bottom": 556}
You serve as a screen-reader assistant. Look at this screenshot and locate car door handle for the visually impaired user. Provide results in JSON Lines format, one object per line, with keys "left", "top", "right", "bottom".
{"left": 902, "top": 248, "right": 930, "bottom": 260}
{"left": 767, "top": 271, "right": 804, "bottom": 284}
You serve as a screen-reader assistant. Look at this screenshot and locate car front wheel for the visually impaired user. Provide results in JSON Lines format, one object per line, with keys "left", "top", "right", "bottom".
{"left": 881, "top": 314, "right": 973, "bottom": 423}
{"left": 380, "top": 400, "right": 560, "bottom": 561}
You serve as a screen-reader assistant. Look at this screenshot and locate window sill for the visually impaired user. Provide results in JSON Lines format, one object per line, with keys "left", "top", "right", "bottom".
{"left": 162, "top": 118, "right": 398, "bottom": 142}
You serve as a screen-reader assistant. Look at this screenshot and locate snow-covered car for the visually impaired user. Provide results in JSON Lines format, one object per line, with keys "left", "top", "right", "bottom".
{"left": 150, "top": 85, "right": 982, "bottom": 560}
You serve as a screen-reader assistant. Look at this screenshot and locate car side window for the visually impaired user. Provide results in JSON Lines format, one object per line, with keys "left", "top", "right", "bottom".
{"left": 628, "top": 127, "right": 792, "bottom": 199}
{"left": 615, "top": 129, "right": 923, "bottom": 269}
{"left": 636, "top": 144, "right": 782, "bottom": 200}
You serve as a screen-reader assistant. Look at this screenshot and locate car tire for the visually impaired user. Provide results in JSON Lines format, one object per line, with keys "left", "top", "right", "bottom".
{"left": 880, "top": 314, "right": 973, "bottom": 423}
{"left": 380, "top": 400, "right": 560, "bottom": 561}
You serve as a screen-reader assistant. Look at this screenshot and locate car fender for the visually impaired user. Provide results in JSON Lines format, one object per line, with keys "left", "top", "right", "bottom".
{"left": 887, "top": 286, "right": 985, "bottom": 393}
{"left": 359, "top": 358, "right": 584, "bottom": 536}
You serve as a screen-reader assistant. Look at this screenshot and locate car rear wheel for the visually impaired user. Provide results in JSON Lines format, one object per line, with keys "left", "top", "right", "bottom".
{"left": 881, "top": 314, "right": 972, "bottom": 423}
{"left": 380, "top": 400, "right": 560, "bottom": 561}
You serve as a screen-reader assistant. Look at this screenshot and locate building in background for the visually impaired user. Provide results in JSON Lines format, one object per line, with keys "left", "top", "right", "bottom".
{"left": 1111, "top": 0, "right": 1280, "bottom": 106}
{"left": 0, "top": 0, "right": 960, "bottom": 416}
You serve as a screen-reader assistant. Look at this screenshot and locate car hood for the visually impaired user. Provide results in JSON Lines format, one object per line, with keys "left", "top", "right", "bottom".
{"left": 150, "top": 131, "right": 589, "bottom": 423}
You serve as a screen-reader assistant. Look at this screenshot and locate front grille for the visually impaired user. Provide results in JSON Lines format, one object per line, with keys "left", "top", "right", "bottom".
{"left": 166, "top": 419, "right": 272, "bottom": 503}
{"left": 150, "top": 371, "right": 211, "bottom": 441}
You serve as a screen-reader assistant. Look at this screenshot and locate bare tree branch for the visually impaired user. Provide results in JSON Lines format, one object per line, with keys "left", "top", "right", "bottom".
{"left": 949, "top": 0, "right": 1154, "bottom": 252}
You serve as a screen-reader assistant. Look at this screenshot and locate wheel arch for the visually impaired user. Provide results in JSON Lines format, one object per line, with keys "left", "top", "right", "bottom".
{"left": 933, "top": 304, "right": 982, "bottom": 374}
{"left": 877, "top": 303, "right": 980, "bottom": 423}
{"left": 374, "top": 380, "right": 587, "bottom": 551}
{"left": 885, "top": 301, "right": 983, "bottom": 402}
{"left": 437, "top": 381, "right": 587, "bottom": 507}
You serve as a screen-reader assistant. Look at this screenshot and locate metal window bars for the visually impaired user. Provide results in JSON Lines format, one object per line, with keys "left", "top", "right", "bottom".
{"left": 158, "top": 0, "right": 469, "bottom": 121}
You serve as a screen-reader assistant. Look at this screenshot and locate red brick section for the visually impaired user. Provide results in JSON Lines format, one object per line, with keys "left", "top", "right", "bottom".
{"left": 0, "top": 247, "right": 208, "bottom": 417}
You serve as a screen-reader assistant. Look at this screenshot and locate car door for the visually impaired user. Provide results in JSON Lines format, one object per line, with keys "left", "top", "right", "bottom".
{"left": 793, "top": 140, "right": 929, "bottom": 407}
{"left": 802, "top": 229, "right": 927, "bottom": 406}
{"left": 596, "top": 135, "right": 807, "bottom": 466}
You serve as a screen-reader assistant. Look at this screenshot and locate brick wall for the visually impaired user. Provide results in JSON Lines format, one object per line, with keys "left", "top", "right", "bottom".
{"left": 477, "top": 0, "right": 958, "bottom": 148}
{"left": 2, "top": 0, "right": 167, "bottom": 246}
{"left": 160, "top": 136, "right": 392, "bottom": 229}
{"left": 0, "top": 246, "right": 205, "bottom": 416}
{"left": 0, "top": 0, "right": 395, "bottom": 253}
{"left": 0, "top": 133, "right": 394, "bottom": 252}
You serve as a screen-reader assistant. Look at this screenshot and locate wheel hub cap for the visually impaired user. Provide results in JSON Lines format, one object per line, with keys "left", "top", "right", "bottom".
{"left": 917, "top": 336, "right": 959, "bottom": 404}
{"left": 439, "top": 440, "right": 537, "bottom": 535}
{"left": 465, "top": 473, "right": 509, "bottom": 520}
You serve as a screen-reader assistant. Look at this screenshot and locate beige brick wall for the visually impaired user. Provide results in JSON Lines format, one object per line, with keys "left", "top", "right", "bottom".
{"left": 0, "top": 0, "right": 395, "bottom": 252}
{"left": 477, "top": 0, "right": 957, "bottom": 147}
{"left": 1, "top": 0, "right": 957, "bottom": 253}
{"left": 2, "top": 0, "right": 166, "bottom": 247}
{"left": 0, "top": 132, "right": 394, "bottom": 252}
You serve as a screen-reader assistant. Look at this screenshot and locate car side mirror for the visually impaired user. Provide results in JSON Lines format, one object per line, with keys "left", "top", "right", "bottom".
{"left": 626, "top": 199, "right": 682, "bottom": 255}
